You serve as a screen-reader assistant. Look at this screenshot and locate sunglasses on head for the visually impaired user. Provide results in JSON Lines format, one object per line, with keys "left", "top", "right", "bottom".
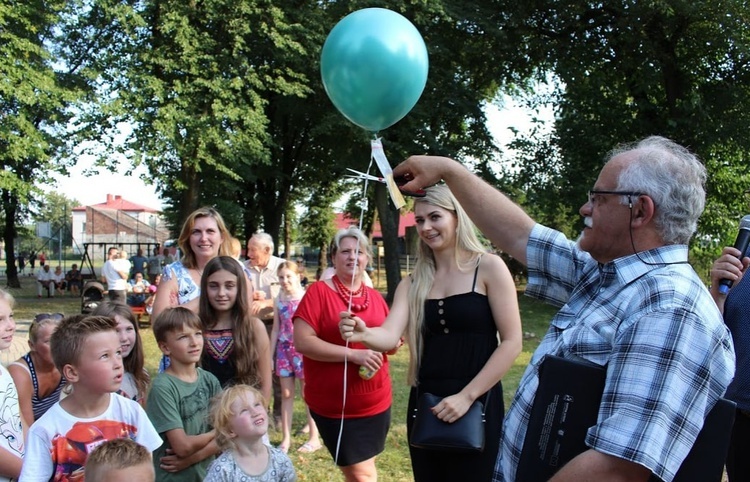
{"left": 34, "top": 313, "right": 64, "bottom": 323}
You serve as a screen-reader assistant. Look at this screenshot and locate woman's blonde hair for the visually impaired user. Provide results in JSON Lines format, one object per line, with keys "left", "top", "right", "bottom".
{"left": 176, "top": 207, "right": 231, "bottom": 269}
{"left": 228, "top": 237, "right": 242, "bottom": 258}
{"left": 210, "top": 384, "right": 267, "bottom": 450}
{"left": 0, "top": 289, "right": 15, "bottom": 309}
{"left": 29, "top": 314, "right": 62, "bottom": 344}
{"left": 405, "top": 185, "right": 487, "bottom": 385}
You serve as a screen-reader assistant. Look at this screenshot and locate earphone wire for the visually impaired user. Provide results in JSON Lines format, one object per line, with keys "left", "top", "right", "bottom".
{"left": 626, "top": 195, "right": 688, "bottom": 267}
{"left": 335, "top": 157, "right": 373, "bottom": 465}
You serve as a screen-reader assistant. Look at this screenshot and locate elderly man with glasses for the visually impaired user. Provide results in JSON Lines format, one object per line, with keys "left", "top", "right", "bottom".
{"left": 394, "top": 136, "right": 735, "bottom": 482}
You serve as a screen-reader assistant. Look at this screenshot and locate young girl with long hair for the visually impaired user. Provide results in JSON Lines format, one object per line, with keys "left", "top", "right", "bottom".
{"left": 92, "top": 302, "right": 150, "bottom": 405}
{"left": 199, "top": 256, "right": 272, "bottom": 402}
{"left": 270, "top": 261, "right": 320, "bottom": 454}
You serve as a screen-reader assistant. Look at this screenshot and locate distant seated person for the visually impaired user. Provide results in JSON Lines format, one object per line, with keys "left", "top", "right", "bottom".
{"left": 126, "top": 272, "right": 151, "bottom": 307}
{"left": 52, "top": 266, "right": 66, "bottom": 296}
{"left": 296, "top": 258, "right": 309, "bottom": 288}
{"left": 65, "top": 264, "right": 83, "bottom": 296}
{"left": 36, "top": 265, "right": 54, "bottom": 298}
{"left": 144, "top": 274, "right": 160, "bottom": 314}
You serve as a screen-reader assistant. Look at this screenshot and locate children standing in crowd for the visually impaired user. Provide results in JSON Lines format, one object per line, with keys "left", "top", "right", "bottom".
{"left": 204, "top": 385, "right": 296, "bottom": 482}
{"left": 0, "top": 289, "right": 25, "bottom": 482}
{"left": 84, "top": 438, "right": 155, "bottom": 482}
{"left": 199, "top": 257, "right": 271, "bottom": 397}
{"left": 92, "top": 302, "right": 150, "bottom": 405}
{"left": 147, "top": 307, "right": 221, "bottom": 481}
{"left": 270, "top": 261, "right": 319, "bottom": 454}
{"left": 20, "top": 315, "right": 161, "bottom": 481}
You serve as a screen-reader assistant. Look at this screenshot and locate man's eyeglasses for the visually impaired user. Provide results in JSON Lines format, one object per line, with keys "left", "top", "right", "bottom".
{"left": 33, "top": 313, "right": 64, "bottom": 323}
{"left": 587, "top": 190, "right": 643, "bottom": 205}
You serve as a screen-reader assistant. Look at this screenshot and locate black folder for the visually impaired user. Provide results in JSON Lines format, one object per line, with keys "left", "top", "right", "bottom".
{"left": 516, "top": 354, "right": 736, "bottom": 482}
{"left": 516, "top": 355, "right": 606, "bottom": 482}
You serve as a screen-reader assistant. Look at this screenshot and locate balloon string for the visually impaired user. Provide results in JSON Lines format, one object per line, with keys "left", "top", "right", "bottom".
{"left": 335, "top": 338, "right": 349, "bottom": 464}
{"left": 336, "top": 156, "right": 374, "bottom": 465}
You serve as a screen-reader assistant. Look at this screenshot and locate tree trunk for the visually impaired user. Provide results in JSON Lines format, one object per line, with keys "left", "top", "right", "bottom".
{"left": 316, "top": 243, "right": 328, "bottom": 281}
{"left": 177, "top": 164, "right": 200, "bottom": 226}
{"left": 374, "top": 184, "right": 401, "bottom": 302}
{"left": 1, "top": 190, "right": 20, "bottom": 288}
{"left": 283, "top": 208, "right": 291, "bottom": 260}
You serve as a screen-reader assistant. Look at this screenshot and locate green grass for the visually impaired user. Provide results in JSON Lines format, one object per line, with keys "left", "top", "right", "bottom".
{"left": 2, "top": 277, "right": 557, "bottom": 480}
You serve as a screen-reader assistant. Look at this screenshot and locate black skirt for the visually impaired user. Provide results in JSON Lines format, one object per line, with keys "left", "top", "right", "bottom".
{"left": 310, "top": 407, "right": 391, "bottom": 466}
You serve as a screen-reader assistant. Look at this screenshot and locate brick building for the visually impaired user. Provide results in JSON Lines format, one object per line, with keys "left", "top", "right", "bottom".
{"left": 71, "top": 194, "right": 170, "bottom": 254}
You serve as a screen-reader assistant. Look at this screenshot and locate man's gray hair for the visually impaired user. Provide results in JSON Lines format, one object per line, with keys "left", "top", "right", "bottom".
{"left": 613, "top": 136, "right": 706, "bottom": 245}
{"left": 251, "top": 232, "right": 274, "bottom": 252}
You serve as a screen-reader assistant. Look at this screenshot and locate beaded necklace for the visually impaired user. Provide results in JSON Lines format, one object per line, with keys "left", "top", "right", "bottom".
{"left": 332, "top": 275, "right": 370, "bottom": 312}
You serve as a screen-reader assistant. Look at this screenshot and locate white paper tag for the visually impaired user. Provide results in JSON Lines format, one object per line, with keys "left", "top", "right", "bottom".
{"left": 371, "top": 138, "right": 405, "bottom": 209}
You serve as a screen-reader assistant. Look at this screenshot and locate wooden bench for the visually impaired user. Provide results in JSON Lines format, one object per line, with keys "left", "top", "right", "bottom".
{"left": 130, "top": 306, "right": 151, "bottom": 328}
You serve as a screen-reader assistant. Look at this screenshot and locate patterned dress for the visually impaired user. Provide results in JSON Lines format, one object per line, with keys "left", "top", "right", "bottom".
{"left": 202, "top": 327, "right": 236, "bottom": 388}
{"left": 274, "top": 297, "right": 304, "bottom": 378}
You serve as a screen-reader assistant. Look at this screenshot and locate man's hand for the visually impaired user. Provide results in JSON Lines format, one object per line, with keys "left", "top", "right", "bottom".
{"left": 251, "top": 297, "right": 273, "bottom": 317}
{"left": 392, "top": 155, "right": 456, "bottom": 194}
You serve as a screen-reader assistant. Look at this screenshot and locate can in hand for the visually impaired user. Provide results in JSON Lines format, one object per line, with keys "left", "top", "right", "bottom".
{"left": 359, "top": 365, "right": 378, "bottom": 380}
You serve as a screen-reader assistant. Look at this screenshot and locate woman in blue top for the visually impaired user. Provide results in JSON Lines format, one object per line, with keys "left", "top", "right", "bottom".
{"left": 152, "top": 207, "right": 233, "bottom": 319}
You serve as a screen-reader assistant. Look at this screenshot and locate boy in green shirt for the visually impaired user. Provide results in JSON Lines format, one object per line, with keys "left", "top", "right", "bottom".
{"left": 147, "top": 307, "right": 221, "bottom": 481}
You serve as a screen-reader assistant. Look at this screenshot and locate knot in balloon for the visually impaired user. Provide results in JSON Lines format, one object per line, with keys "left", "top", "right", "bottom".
{"left": 320, "top": 8, "right": 429, "bottom": 133}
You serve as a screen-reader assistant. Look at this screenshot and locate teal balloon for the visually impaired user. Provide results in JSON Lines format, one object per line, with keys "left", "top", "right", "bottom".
{"left": 321, "top": 8, "right": 429, "bottom": 132}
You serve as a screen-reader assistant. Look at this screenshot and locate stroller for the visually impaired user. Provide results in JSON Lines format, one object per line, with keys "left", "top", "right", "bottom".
{"left": 81, "top": 280, "right": 105, "bottom": 314}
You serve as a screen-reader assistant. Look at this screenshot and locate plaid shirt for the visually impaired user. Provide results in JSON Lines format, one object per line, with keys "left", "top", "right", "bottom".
{"left": 494, "top": 224, "right": 735, "bottom": 482}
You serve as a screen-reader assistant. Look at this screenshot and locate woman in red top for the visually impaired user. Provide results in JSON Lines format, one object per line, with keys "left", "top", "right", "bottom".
{"left": 294, "top": 227, "right": 391, "bottom": 481}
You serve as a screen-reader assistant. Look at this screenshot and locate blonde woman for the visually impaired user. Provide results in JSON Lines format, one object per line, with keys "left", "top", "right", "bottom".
{"left": 152, "top": 207, "right": 236, "bottom": 319}
{"left": 340, "top": 185, "right": 522, "bottom": 481}
{"left": 8, "top": 313, "right": 66, "bottom": 426}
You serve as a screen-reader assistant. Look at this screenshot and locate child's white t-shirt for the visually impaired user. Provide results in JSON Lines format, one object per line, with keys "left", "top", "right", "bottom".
{"left": 19, "top": 393, "right": 161, "bottom": 482}
{"left": 0, "top": 365, "right": 24, "bottom": 482}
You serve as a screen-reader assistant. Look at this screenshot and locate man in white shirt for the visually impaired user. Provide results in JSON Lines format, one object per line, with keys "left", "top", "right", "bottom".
{"left": 36, "top": 265, "right": 54, "bottom": 298}
{"left": 101, "top": 247, "right": 129, "bottom": 303}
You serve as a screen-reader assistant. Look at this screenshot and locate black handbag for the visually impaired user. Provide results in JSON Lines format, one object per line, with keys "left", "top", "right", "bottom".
{"left": 409, "top": 391, "right": 487, "bottom": 452}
